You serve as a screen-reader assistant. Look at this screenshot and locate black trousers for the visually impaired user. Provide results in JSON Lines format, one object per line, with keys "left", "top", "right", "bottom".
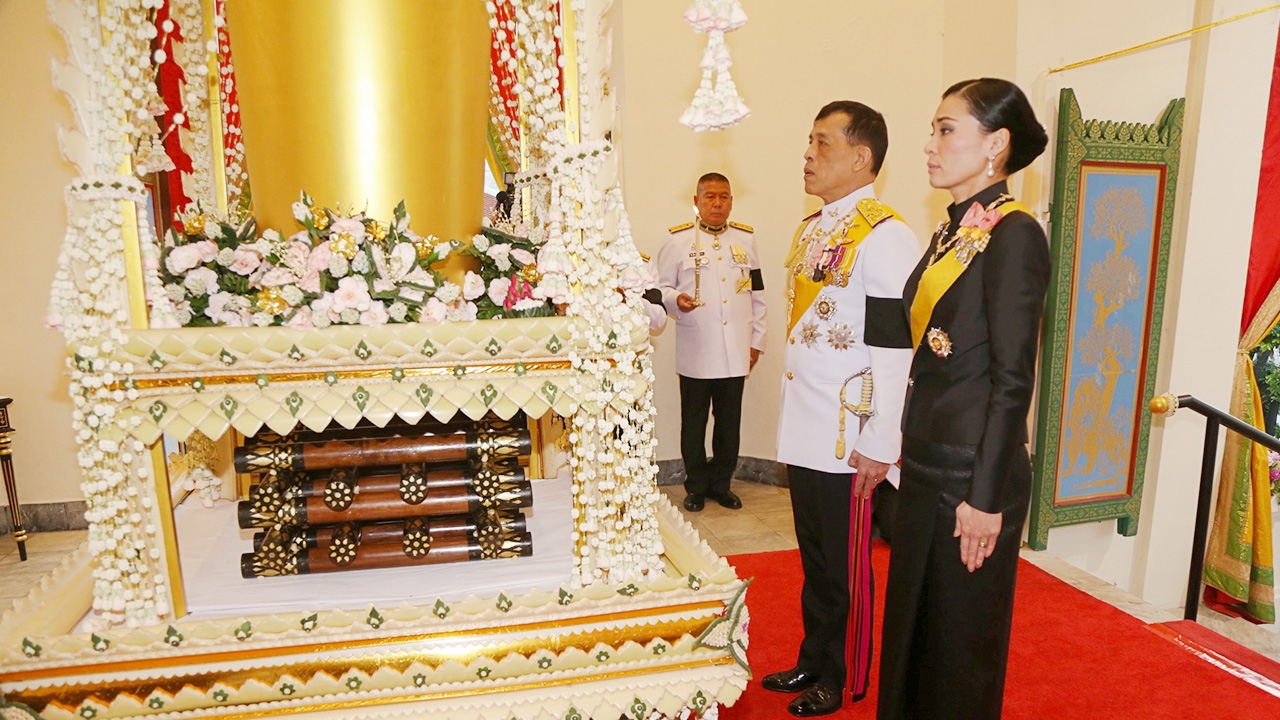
{"left": 678, "top": 374, "right": 745, "bottom": 497}
{"left": 787, "top": 464, "right": 868, "bottom": 692}
{"left": 877, "top": 438, "right": 1028, "bottom": 720}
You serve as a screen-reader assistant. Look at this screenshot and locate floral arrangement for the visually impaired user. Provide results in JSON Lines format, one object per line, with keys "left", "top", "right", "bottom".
{"left": 679, "top": 0, "right": 750, "bottom": 132}
{"left": 157, "top": 195, "right": 485, "bottom": 328}
{"left": 464, "top": 226, "right": 556, "bottom": 320}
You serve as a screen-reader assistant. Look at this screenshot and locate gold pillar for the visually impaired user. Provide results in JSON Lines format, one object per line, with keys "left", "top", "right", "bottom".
{"left": 225, "top": 0, "right": 490, "bottom": 245}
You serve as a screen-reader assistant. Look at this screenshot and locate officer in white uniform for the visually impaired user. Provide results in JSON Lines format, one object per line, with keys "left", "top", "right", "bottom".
{"left": 763, "top": 102, "right": 920, "bottom": 717}
{"left": 655, "top": 172, "right": 766, "bottom": 512}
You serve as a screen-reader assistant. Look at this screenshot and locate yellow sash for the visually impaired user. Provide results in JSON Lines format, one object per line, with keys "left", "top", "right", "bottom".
{"left": 786, "top": 201, "right": 901, "bottom": 334}
{"left": 909, "top": 201, "right": 1031, "bottom": 351}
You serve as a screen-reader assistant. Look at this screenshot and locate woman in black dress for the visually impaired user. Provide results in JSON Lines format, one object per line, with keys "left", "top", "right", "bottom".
{"left": 877, "top": 78, "right": 1049, "bottom": 720}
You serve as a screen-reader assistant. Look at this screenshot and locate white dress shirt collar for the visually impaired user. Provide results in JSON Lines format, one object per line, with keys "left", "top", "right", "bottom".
{"left": 818, "top": 183, "right": 876, "bottom": 230}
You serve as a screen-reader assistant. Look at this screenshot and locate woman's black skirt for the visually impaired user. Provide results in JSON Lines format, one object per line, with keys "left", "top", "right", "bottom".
{"left": 876, "top": 437, "right": 1029, "bottom": 720}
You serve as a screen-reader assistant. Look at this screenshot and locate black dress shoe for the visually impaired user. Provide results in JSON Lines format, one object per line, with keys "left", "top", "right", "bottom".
{"left": 710, "top": 490, "right": 742, "bottom": 509}
{"left": 761, "top": 667, "right": 820, "bottom": 693}
{"left": 683, "top": 494, "right": 705, "bottom": 512}
{"left": 788, "top": 685, "right": 842, "bottom": 717}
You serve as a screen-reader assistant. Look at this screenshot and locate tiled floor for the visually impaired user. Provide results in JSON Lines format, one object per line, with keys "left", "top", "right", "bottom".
{"left": 2, "top": 483, "right": 1278, "bottom": 667}
{"left": 0, "top": 530, "right": 84, "bottom": 609}
{"left": 659, "top": 481, "right": 798, "bottom": 556}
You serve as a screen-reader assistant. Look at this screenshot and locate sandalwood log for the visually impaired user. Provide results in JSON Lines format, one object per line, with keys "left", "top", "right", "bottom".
{"left": 241, "top": 523, "right": 533, "bottom": 578}
{"left": 234, "top": 422, "right": 530, "bottom": 472}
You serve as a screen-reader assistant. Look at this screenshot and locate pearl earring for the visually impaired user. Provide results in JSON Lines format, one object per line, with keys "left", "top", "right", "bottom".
{"left": 986, "top": 155, "right": 995, "bottom": 178}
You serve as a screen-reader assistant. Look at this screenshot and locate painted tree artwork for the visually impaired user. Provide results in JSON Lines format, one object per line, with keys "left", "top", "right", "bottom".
{"left": 1029, "top": 88, "right": 1181, "bottom": 549}
{"left": 1056, "top": 171, "right": 1161, "bottom": 503}
{"left": 1062, "top": 185, "right": 1148, "bottom": 489}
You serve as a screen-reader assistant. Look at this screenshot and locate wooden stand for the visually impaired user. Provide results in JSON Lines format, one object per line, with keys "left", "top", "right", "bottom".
{"left": 0, "top": 398, "right": 27, "bottom": 562}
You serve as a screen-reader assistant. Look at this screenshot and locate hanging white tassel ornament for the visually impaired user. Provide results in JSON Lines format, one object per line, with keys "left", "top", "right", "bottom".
{"left": 679, "top": 1, "right": 750, "bottom": 132}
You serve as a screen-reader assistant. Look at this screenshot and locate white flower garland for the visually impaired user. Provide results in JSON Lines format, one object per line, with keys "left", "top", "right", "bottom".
{"left": 517, "top": 0, "right": 664, "bottom": 585}
{"left": 167, "top": 0, "right": 217, "bottom": 209}
{"left": 48, "top": 0, "right": 173, "bottom": 628}
{"left": 213, "top": 1, "right": 246, "bottom": 209}
{"left": 679, "top": 0, "right": 750, "bottom": 132}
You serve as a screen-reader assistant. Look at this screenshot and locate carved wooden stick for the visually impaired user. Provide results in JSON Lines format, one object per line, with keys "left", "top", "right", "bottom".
{"left": 241, "top": 517, "right": 532, "bottom": 578}
{"left": 234, "top": 423, "right": 530, "bottom": 473}
{"left": 250, "top": 509, "right": 527, "bottom": 552}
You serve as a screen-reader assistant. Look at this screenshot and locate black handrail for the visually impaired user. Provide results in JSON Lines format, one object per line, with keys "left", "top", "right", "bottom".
{"left": 1149, "top": 393, "right": 1280, "bottom": 622}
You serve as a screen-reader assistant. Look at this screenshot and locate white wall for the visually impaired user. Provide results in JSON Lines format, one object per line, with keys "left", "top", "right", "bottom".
{"left": 0, "top": 0, "right": 83, "bottom": 506}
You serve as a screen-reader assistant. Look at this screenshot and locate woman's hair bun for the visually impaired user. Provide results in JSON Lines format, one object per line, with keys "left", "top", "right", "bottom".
{"left": 944, "top": 78, "right": 1048, "bottom": 174}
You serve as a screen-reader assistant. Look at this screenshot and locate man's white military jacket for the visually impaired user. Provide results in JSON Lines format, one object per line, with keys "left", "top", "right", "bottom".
{"left": 776, "top": 184, "right": 921, "bottom": 480}
{"left": 656, "top": 221, "right": 767, "bottom": 379}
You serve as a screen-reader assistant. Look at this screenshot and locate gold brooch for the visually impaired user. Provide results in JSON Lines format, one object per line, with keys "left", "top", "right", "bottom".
{"left": 926, "top": 327, "right": 952, "bottom": 358}
{"left": 827, "top": 323, "right": 854, "bottom": 351}
{"left": 815, "top": 295, "right": 837, "bottom": 321}
{"left": 799, "top": 321, "right": 820, "bottom": 347}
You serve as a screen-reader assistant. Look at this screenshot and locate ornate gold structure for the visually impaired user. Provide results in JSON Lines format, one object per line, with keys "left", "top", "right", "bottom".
{"left": 225, "top": 0, "right": 490, "bottom": 257}
{"left": 6, "top": 2, "right": 754, "bottom": 718}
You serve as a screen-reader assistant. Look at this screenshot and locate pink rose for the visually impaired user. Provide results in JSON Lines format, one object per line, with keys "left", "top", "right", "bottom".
{"left": 384, "top": 242, "right": 418, "bottom": 281}
{"left": 260, "top": 267, "right": 298, "bottom": 287}
{"left": 284, "top": 241, "right": 311, "bottom": 271}
{"left": 419, "top": 297, "right": 447, "bottom": 323}
{"left": 310, "top": 292, "right": 338, "bottom": 321}
{"left": 331, "top": 275, "right": 372, "bottom": 313}
{"left": 218, "top": 310, "right": 249, "bottom": 327}
{"left": 307, "top": 241, "right": 332, "bottom": 271}
{"left": 299, "top": 268, "right": 322, "bottom": 294}
{"left": 164, "top": 244, "right": 204, "bottom": 274}
{"left": 510, "top": 248, "right": 536, "bottom": 266}
{"left": 285, "top": 306, "right": 314, "bottom": 329}
{"left": 205, "top": 291, "right": 234, "bottom": 319}
{"left": 44, "top": 312, "right": 64, "bottom": 330}
{"left": 194, "top": 240, "right": 218, "bottom": 263}
{"left": 229, "top": 247, "right": 262, "bottom": 276}
{"left": 360, "top": 300, "right": 389, "bottom": 326}
{"left": 448, "top": 300, "right": 478, "bottom": 322}
{"left": 329, "top": 217, "right": 367, "bottom": 244}
{"left": 183, "top": 266, "right": 219, "bottom": 296}
{"left": 462, "top": 271, "right": 486, "bottom": 301}
{"left": 488, "top": 277, "right": 512, "bottom": 306}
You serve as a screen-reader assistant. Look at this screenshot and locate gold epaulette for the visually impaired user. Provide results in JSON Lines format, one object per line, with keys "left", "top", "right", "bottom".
{"left": 856, "top": 198, "right": 895, "bottom": 227}
{"left": 668, "top": 221, "right": 695, "bottom": 233}
{"left": 728, "top": 221, "right": 754, "bottom": 233}
{"left": 639, "top": 252, "right": 651, "bottom": 262}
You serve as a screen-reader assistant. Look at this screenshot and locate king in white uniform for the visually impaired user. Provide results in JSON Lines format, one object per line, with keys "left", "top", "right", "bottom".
{"left": 763, "top": 102, "right": 920, "bottom": 718}
{"left": 655, "top": 173, "right": 767, "bottom": 512}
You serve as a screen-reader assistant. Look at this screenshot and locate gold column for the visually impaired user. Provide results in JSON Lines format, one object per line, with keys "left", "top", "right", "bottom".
{"left": 225, "top": 0, "right": 490, "bottom": 246}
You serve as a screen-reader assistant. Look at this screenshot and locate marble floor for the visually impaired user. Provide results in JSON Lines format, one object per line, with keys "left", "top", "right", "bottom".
{"left": 1, "top": 483, "right": 1277, "bottom": 667}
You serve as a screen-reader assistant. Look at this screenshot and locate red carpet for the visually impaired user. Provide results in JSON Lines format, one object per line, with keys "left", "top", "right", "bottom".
{"left": 725, "top": 544, "right": 1280, "bottom": 719}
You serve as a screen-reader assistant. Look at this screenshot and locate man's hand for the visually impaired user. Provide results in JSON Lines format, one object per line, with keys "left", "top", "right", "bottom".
{"left": 848, "top": 450, "right": 890, "bottom": 499}
{"left": 955, "top": 501, "right": 1002, "bottom": 572}
{"left": 749, "top": 348, "right": 761, "bottom": 371}
{"left": 676, "top": 293, "right": 699, "bottom": 313}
